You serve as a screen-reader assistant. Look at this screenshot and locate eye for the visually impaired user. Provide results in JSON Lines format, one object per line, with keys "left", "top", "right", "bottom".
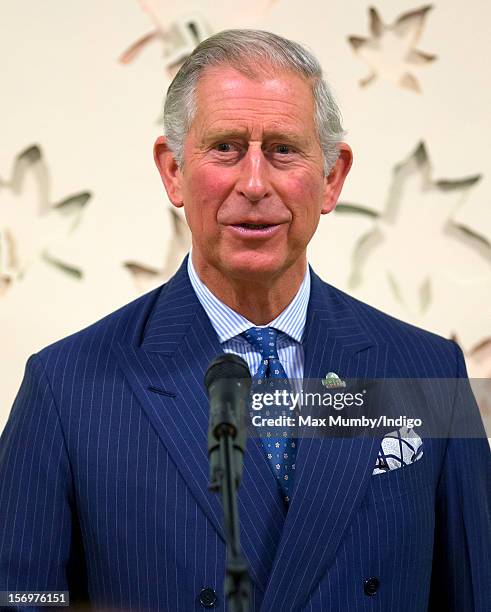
{"left": 211, "top": 141, "right": 244, "bottom": 163}
{"left": 214, "top": 142, "right": 238, "bottom": 153}
{"left": 275, "top": 144, "right": 292, "bottom": 154}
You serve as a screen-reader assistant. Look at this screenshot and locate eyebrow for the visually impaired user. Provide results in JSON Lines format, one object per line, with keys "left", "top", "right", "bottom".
{"left": 201, "top": 128, "right": 309, "bottom": 147}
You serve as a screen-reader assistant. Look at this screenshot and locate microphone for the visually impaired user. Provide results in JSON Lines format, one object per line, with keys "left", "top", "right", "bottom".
{"left": 204, "top": 353, "right": 252, "bottom": 611}
{"left": 205, "top": 353, "right": 251, "bottom": 440}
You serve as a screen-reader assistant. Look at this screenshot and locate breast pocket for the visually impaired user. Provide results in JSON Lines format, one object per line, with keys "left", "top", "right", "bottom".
{"left": 366, "top": 451, "right": 433, "bottom": 503}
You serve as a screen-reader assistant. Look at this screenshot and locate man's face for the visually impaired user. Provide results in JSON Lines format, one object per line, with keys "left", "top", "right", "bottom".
{"left": 156, "top": 65, "right": 351, "bottom": 284}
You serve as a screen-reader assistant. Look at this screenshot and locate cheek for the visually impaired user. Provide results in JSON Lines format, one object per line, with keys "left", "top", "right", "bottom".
{"left": 182, "top": 166, "right": 232, "bottom": 232}
{"left": 282, "top": 172, "right": 324, "bottom": 222}
{"left": 186, "top": 165, "right": 232, "bottom": 200}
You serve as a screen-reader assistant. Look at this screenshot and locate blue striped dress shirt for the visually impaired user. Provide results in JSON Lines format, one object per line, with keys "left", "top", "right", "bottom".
{"left": 187, "top": 253, "right": 310, "bottom": 382}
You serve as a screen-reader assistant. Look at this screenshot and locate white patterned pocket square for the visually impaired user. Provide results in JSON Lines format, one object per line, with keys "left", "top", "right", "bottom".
{"left": 372, "top": 426, "right": 424, "bottom": 475}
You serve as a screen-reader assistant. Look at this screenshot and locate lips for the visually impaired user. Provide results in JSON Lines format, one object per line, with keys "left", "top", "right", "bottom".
{"left": 227, "top": 222, "right": 283, "bottom": 238}
{"left": 237, "top": 223, "right": 275, "bottom": 229}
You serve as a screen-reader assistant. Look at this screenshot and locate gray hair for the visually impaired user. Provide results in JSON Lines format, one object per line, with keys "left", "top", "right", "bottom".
{"left": 163, "top": 29, "right": 346, "bottom": 175}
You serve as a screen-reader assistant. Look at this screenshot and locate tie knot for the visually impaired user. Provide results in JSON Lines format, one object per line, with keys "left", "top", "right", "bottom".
{"left": 242, "top": 326, "right": 280, "bottom": 360}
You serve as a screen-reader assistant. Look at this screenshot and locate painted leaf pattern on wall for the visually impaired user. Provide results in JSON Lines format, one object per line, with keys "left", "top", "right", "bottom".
{"left": 124, "top": 207, "right": 191, "bottom": 291}
{"left": 120, "top": 5, "right": 211, "bottom": 80}
{"left": 0, "top": 145, "right": 90, "bottom": 295}
{"left": 337, "top": 142, "right": 489, "bottom": 314}
{"left": 348, "top": 6, "right": 437, "bottom": 92}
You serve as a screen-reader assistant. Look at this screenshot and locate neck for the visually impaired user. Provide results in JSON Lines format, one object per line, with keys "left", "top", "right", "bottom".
{"left": 191, "top": 254, "right": 307, "bottom": 325}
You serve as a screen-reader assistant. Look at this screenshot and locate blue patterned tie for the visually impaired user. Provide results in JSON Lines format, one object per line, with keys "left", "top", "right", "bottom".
{"left": 242, "top": 327, "right": 297, "bottom": 503}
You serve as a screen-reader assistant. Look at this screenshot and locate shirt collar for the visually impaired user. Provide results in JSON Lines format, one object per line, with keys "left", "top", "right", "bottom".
{"left": 187, "top": 251, "right": 310, "bottom": 344}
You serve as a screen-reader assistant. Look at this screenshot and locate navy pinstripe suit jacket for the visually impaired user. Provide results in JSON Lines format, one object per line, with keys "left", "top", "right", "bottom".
{"left": 1, "top": 257, "right": 490, "bottom": 611}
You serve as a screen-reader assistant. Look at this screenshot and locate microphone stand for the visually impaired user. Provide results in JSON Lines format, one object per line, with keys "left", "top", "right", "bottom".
{"left": 206, "top": 358, "right": 251, "bottom": 612}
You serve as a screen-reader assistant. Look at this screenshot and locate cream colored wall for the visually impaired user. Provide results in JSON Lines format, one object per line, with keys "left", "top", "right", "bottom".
{"left": 1, "top": 0, "right": 490, "bottom": 433}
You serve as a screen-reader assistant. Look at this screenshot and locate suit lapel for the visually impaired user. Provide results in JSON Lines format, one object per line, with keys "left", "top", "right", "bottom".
{"left": 112, "top": 258, "right": 286, "bottom": 594}
{"left": 260, "top": 271, "right": 388, "bottom": 611}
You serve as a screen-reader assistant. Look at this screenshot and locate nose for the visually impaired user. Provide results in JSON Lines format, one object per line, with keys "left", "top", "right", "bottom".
{"left": 235, "top": 145, "right": 271, "bottom": 202}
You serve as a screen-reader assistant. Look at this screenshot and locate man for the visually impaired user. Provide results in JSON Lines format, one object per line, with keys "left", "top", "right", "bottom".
{"left": 1, "top": 29, "right": 490, "bottom": 612}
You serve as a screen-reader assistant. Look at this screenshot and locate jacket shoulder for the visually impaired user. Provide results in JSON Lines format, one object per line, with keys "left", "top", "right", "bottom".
{"left": 319, "top": 279, "right": 462, "bottom": 376}
{"left": 343, "top": 288, "right": 449, "bottom": 344}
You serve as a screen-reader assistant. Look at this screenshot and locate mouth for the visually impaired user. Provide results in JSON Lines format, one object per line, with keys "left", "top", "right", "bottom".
{"left": 237, "top": 223, "right": 273, "bottom": 230}
{"left": 228, "top": 222, "right": 283, "bottom": 237}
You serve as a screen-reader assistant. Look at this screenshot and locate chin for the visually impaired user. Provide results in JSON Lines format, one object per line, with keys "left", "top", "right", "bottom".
{"left": 221, "top": 251, "right": 287, "bottom": 281}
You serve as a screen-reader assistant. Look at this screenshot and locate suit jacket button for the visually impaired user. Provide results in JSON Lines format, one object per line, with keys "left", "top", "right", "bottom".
{"left": 363, "top": 577, "right": 380, "bottom": 596}
{"left": 198, "top": 587, "right": 217, "bottom": 607}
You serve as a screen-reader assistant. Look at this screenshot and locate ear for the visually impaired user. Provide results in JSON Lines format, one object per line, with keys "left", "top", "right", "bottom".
{"left": 153, "top": 135, "right": 184, "bottom": 207}
{"left": 321, "top": 143, "right": 353, "bottom": 214}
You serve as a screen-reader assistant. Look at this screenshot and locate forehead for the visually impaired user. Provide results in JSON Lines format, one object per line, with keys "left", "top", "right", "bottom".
{"left": 190, "top": 65, "right": 317, "bottom": 140}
